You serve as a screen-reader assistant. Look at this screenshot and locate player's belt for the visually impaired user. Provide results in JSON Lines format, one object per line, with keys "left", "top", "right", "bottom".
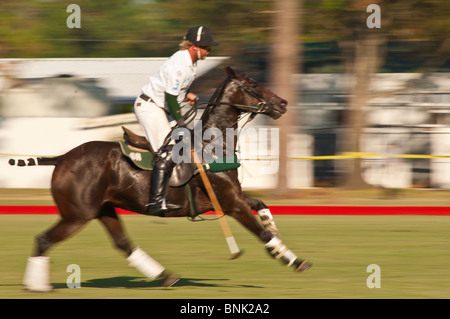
{"left": 139, "top": 93, "right": 153, "bottom": 102}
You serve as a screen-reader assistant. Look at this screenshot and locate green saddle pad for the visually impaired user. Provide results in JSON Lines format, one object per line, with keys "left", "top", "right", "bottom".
{"left": 119, "top": 141, "right": 240, "bottom": 172}
{"left": 119, "top": 141, "right": 155, "bottom": 170}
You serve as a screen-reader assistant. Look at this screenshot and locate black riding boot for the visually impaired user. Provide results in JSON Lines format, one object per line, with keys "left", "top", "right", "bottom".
{"left": 145, "top": 146, "right": 183, "bottom": 216}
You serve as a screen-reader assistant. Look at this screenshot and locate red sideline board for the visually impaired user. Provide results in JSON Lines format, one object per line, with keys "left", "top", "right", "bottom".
{"left": 0, "top": 205, "right": 449, "bottom": 215}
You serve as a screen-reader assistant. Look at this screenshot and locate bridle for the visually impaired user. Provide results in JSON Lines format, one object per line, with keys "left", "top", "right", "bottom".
{"left": 215, "top": 78, "right": 275, "bottom": 116}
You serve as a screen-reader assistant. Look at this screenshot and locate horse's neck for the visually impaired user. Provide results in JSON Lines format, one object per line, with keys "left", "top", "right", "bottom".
{"left": 201, "top": 80, "right": 241, "bottom": 131}
{"left": 200, "top": 96, "right": 241, "bottom": 154}
{"left": 202, "top": 103, "right": 238, "bottom": 130}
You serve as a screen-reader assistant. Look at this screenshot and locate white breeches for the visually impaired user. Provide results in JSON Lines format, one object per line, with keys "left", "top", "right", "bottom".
{"left": 134, "top": 96, "right": 175, "bottom": 151}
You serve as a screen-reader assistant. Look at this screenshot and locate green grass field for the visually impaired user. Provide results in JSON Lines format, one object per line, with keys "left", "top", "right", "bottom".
{"left": 1, "top": 214, "right": 450, "bottom": 299}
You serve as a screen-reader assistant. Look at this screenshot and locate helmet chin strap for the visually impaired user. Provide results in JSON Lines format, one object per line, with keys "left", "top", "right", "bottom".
{"left": 196, "top": 26, "right": 204, "bottom": 60}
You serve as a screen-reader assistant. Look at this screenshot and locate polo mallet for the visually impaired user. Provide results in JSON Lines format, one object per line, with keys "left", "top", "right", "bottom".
{"left": 191, "top": 150, "right": 244, "bottom": 259}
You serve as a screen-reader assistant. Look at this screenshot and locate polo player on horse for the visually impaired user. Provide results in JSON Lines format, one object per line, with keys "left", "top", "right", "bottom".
{"left": 133, "top": 26, "right": 219, "bottom": 216}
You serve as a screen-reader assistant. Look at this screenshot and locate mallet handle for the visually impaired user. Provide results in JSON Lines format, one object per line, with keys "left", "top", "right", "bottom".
{"left": 191, "top": 150, "right": 240, "bottom": 255}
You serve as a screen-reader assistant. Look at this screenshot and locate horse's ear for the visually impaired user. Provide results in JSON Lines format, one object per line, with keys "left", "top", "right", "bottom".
{"left": 225, "top": 66, "right": 239, "bottom": 79}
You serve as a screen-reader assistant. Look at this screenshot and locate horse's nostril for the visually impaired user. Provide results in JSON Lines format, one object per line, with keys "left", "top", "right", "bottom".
{"left": 281, "top": 100, "right": 288, "bottom": 106}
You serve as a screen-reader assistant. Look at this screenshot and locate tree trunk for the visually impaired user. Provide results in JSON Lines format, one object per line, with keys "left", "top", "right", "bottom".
{"left": 269, "top": 0, "right": 301, "bottom": 196}
{"left": 339, "top": 32, "right": 383, "bottom": 189}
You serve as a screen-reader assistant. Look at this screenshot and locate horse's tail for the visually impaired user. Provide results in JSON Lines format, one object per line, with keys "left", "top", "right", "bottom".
{"left": 8, "top": 156, "right": 60, "bottom": 167}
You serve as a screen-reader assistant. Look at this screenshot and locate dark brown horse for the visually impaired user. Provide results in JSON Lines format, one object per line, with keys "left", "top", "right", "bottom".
{"left": 20, "top": 67, "right": 311, "bottom": 292}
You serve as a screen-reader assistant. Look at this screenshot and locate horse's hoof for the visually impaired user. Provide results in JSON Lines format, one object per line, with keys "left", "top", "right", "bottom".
{"left": 160, "top": 272, "right": 180, "bottom": 287}
{"left": 294, "top": 260, "right": 312, "bottom": 272}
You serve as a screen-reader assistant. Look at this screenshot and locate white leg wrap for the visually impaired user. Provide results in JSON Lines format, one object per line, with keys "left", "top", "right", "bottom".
{"left": 265, "top": 237, "right": 298, "bottom": 267}
{"left": 23, "top": 256, "right": 52, "bottom": 292}
{"left": 127, "top": 247, "right": 165, "bottom": 280}
{"left": 258, "top": 208, "right": 273, "bottom": 220}
{"left": 258, "top": 208, "right": 280, "bottom": 237}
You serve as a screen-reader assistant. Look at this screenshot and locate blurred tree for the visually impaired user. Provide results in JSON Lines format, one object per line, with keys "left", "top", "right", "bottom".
{"left": 304, "top": 0, "right": 450, "bottom": 189}
{"left": 269, "top": 0, "right": 302, "bottom": 196}
{"left": 0, "top": 1, "right": 49, "bottom": 57}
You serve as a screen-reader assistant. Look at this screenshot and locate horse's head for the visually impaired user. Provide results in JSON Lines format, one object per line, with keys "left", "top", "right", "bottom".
{"left": 225, "top": 67, "right": 287, "bottom": 119}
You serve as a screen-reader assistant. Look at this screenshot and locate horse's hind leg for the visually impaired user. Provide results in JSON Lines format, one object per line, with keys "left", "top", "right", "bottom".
{"left": 34, "top": 218, "right": 89, "bottom": 256}
{"left": 24, "top": 217, "right": 89, "bottom": 292}
{"left": 98, "top": 205, "right": 179, "bottom": 287}
{"left": 244, "top": 196, "right": 280, "bottom": 237}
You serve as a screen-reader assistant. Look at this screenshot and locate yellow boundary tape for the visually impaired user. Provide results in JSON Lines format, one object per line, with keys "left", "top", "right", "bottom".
{"left": 241, "top": 152, "right": 450, "bottom": 161}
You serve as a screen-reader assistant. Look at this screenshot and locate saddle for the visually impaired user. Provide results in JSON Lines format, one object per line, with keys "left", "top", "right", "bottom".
{"left": 121, "top": 126, "right": 195, "bottom": 187}
{"left": 122, "top": 126, "right": 152, "bottom": 152}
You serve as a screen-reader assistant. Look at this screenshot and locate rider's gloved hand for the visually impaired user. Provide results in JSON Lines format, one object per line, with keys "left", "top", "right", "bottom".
{"left": 185, "top": 93, "right": 199, "bottom": 106}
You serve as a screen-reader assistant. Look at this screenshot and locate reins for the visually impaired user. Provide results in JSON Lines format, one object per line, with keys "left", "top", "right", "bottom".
{"left": 156, "top": 103, "right": 199, "bottom": 160}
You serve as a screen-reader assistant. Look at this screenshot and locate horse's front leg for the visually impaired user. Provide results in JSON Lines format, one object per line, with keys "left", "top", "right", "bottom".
{"left": 226, "top": 197, "right": 311, "bottom": 272}
{"left": 244, "top": 196, "right": 280, "bottom": 238}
